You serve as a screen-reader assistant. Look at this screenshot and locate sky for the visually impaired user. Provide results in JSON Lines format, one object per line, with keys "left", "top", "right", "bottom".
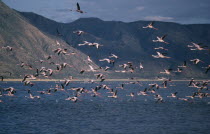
{"left": 2, "top": 0, "right": 210, "bottom": 24}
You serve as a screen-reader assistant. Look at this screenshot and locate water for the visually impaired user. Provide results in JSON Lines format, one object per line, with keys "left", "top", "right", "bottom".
{"left": 0, "top": 81, "right": 210, "bottom": 134}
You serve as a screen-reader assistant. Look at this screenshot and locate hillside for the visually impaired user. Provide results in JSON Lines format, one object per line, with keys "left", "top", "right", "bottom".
{"left": 19, "top": 11, "right": 210, "bottom": 79}
{"left": 0, "top": 1, "right": 99, "bottom": 79}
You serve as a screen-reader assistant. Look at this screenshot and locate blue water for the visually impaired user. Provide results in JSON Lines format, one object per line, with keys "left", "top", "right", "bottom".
{"left": 0, "top": 81, "right": 210, "bottom": 134}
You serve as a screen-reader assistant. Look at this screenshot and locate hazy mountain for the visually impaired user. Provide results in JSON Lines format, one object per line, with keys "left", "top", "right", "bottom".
{"left": 0, "top": 1, "right": 99, "bottom": 79}
{"left": 19, "top": 11, "right": 210, "bottom": 79}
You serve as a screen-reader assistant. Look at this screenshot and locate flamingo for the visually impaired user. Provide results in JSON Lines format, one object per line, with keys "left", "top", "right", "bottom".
{"left": 127, "top": 92, "right": 135, "bottom": 98}
{"left": 53, "top": 48, "right": 68, "bottom": 55}
{"left": 24, "top": 81, "right": 34, "bottom": 87}
{"left": 190, "top": 58, "right": 204, "bottom": 64}
{"left": 173, "top": 68, "right": 182, "bottom": 73}
{"left": 188, "top": 78, "right": 194, "bottom": 86}
{"left": 153, "top": 34, "right": 169, "bottom": 44}
{"left": 108, "top": 90, "right": 118, "bottom": 98}
{"left": 94, "top": 73, "right": 104, "bottom": 79}
{"left": 154, "top": 47, "right": 168, "bottom": 51}
{"left": 65, "top": 96, "right": 78, "bottom": 102}
{"left": 186, "top": 92, "right": 197, "bottom": 99}
{"left": 87, "top": 56, "right": 93, "bottom": 63}
{"left": 149, "top": 83, "right": 159, "bottom": 89}
{"left": 2, "top": 46, "right": 13, "bottom": 51}
{"left": 104, "top": 66, "right": 110, "bottom": 71}
{"left": 4, "top": 87, "right": 16, "bottom": 95}
{"left": 73, "top": 30, "right": 85, "bottom": 36}
{"left": 204, "top": 65, "right": 210, "bottom": 74}
{"left": 167, "top": 92, "right": 178, "bottom": 98}
{"left": 143, "top": 21, "right": 158, "bottom": 30}
{"left": 78, "top": 41, "right": 92, "bottom": 46}
{"left": 119, "top": 64, "right": 128, "bottom": 70}
{"left": 109, "top": 54, "right": 119, "bottom": 59}
{"left": 152, "top": 52, "right": 171, "bottom": 58}
{"left": 99, "top": 58, "right": 115, "bottom": 64}
{"left": 139, "top": 62, "right": 144, "bottom": 69}
{"left": 89, "top": 42, "right": 103, "bottom": 49}
{"left": 25, "top": 93, "right": 40, "bottom": 99}
{"left": 88, "top": 64, "right": 96, "bottom": 72}
{"left": 160, "top": 69, "right": 173, "bottom": 75}
{"left": 56, "top": 40, "right": 61, "bottom": 46}
{"left": 178, "top": 61, "right": 187, "bottom": 68}
{"left": 189, "top": 42, "right": 208, "bottom": 50}
{"left": 80, "top": 70, "right": 85, "bottom": 74}
{"left": 137, "top": 89, "right": 148, "bottom": 96}
{"left": 47, "top": 69, "right": 54, "bottom": 76}
{"left": 162, "top": 80, "right": 168, "bottom": 88}
{"left": 154, "top": 94, "right": 164, "bottom": 103}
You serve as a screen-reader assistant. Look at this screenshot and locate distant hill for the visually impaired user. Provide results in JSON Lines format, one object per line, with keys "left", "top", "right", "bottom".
{"left": 0, "top": 1, "right": 99, "bottom": 79}
{"left": 19, "top": 11, "right": 210, "bottom": 79}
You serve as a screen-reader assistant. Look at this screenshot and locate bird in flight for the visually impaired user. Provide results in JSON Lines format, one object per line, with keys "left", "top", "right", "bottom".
{"left": 65, "top": 96, "right": 78, "bottom": 102}
{"left": 190, "top": 58, "right": 204, "bottom": 64}
{"left": 160, "top": 69, "right": 173, "bottom": 75}
{"left": 188, "top": 42, "right": 208, "bottom": 50}
{"left": 109, "top": 54, "right": 119, "bottom": 59}
{"left": 139, "top": 62, "right": 144, "bottom": 69}
{"left": 76, "top": 3, "right": 86, "bottom": 13}
{"left": 78, "top": 41, "right": 92, "bottom": 46}
{"left": 108, "top": 90, "right": 118, "bottom": 98}
{"left": 143, "top": 21, "right": 158, "bottom": 30}
{"left": 152, "top": 52, "right": 171, "bottom": 58}
{"left": 204, "top": 65, "right": 210, "bottom": 74}
{"left": 99, "top": 58, "right": 115, "bottom": 65}
{"left": 154, "top": 47, "right": 168, "bottom": 51}
{"left": 178, "top": 61, "right": 187, "bottom": 68}
{"left": 153, "top": 35, "right": 169, "bottom": 44}
{"left": 73, "top": 30, "right": 85, "bottom": 36}
{"left": 2, "top": 46, "right": 13, "bottom": 51}
{"left": 167, "top": 92, "right": 178, "bottom": 98}
{"left": 90, "top": 42, "right": 103, "bottom": 49}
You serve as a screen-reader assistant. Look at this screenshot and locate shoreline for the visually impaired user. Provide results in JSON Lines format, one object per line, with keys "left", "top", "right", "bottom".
{"left": 1, "top": 79, "right": 209, "bottom": 82}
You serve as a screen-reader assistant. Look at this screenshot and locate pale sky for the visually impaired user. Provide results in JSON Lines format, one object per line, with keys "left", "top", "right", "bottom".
{"left": 2, "top": 0, "right": 210, "bottom": 24}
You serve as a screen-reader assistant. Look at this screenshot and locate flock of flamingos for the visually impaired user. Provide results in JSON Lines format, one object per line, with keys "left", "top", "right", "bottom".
{"left": 0, "top": 2, "right": 210, "bottom": 103}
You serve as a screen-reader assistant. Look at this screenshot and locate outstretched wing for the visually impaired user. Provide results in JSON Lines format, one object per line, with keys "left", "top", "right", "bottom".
{"left": 150, "top": 21, "right": 154, "bottom": 26}
{"left": 162, "top": 34, "right": 167, "bottom": 39}
{"left": 167, "top": 68, "right": 173, "bottom": 71}
{"left": 77, "top": 3, "right": 80, "bottom": 10}
{"left": 184, "top": 61, "right": 187, "bottom": 66}
{"left": 114, "top": 90, "right": 118, "bottom": 96}
{"left": 161, "top": 52, "right": 168, "bottom": 56}
{"left": 205, "top": 68, "right": 210, "bottom": 74}
{"left": 56, "top": 28, "right": 62, "bottom": 36}
{"left": 201, "top": 45, "right": 208, "bottom": 48}
{"left": 0, "top": 76, "right": 4, "bottom": 81}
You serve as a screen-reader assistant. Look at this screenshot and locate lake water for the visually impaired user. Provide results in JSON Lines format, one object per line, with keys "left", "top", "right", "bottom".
{"left": 0, "top": 81, "right": 210, "bottom": 134}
